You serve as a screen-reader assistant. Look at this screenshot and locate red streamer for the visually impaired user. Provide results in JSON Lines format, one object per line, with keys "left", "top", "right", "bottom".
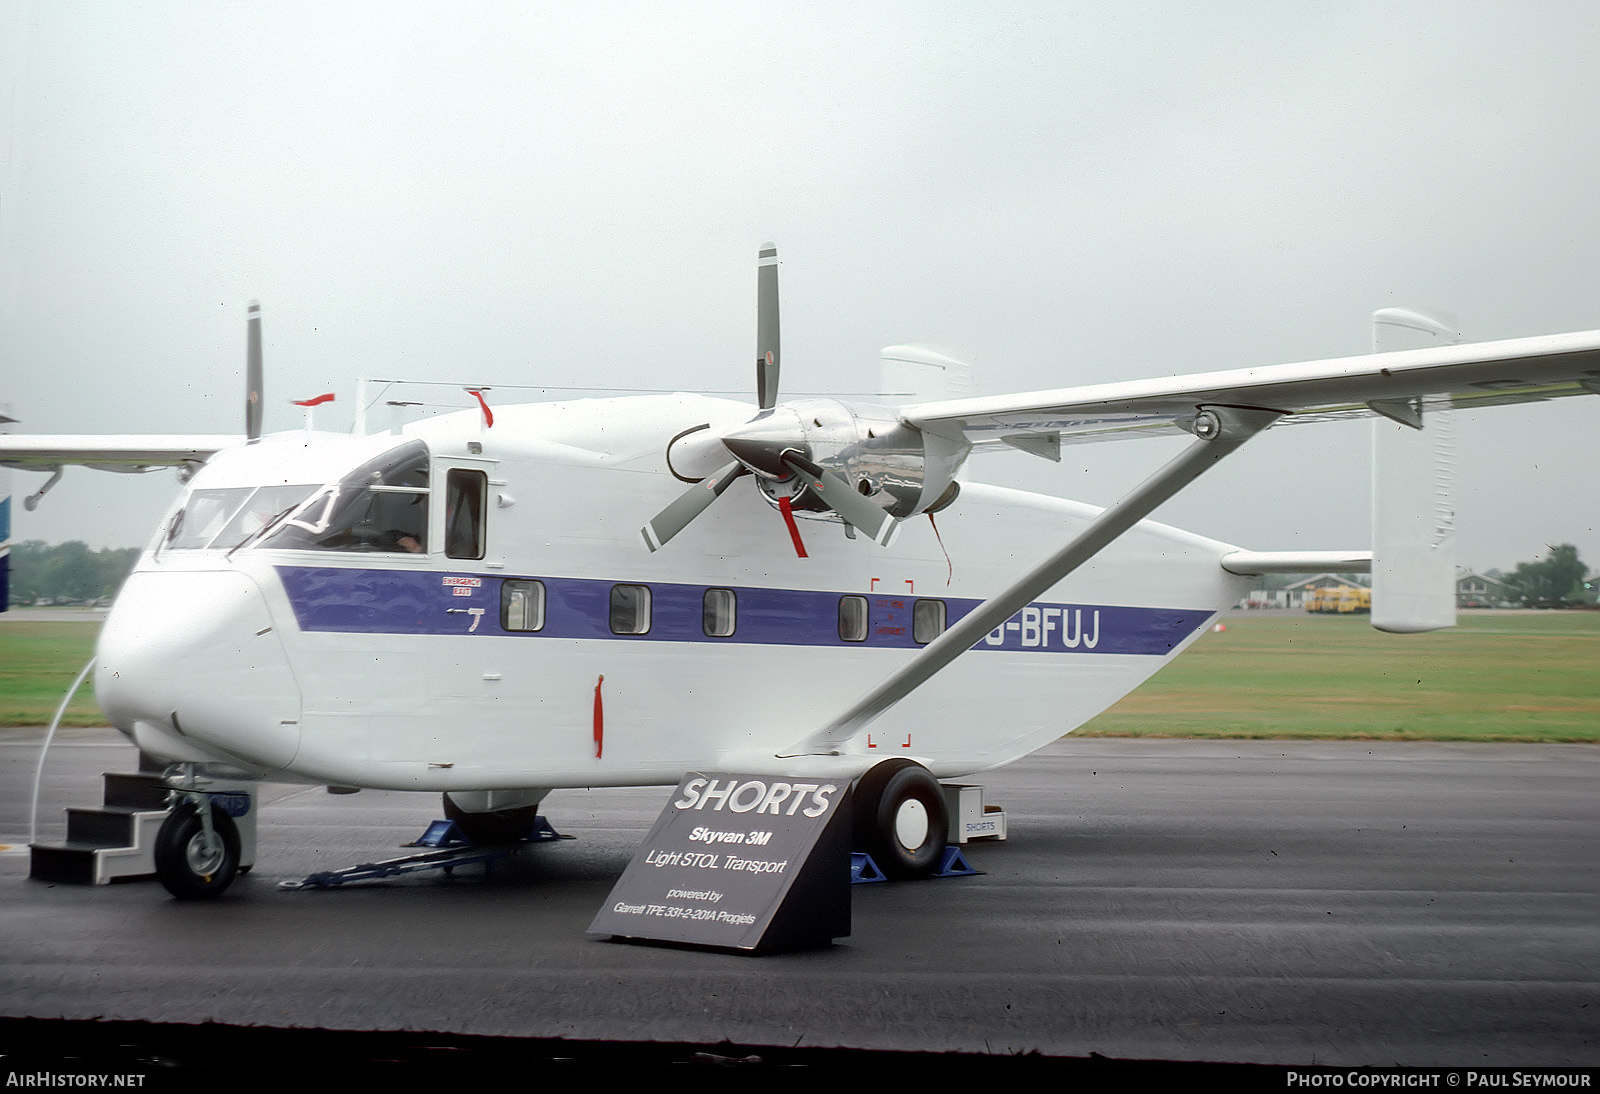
{"left": 778, "top": 496, "right": 808, "bottom": 558}
{"left": 929, "top": 512, "right": 952, "bottom": 585}
{"left": 593, "top": 675, "right": 604, "bottom": 759}
{"left": 468, "top": 389, "right": 494, "bottom": 428}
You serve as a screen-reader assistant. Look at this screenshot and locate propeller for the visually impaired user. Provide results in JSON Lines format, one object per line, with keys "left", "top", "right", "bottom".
{"left": 641, "top": 244, "right": 900, "bottom": 553}
{"left": 245, "top": 300, "right": 264, "bottom": 442}
{"left": 756, "top": 243, "right": 780, "bottom": 409}
{"left": 773, "top": 451, "right": 895, "bottom": 546}
{"left": 641, "top": 459, "right": 749, "bottom": 551}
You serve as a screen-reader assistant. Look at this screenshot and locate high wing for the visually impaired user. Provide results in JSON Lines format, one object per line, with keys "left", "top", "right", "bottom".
{"left": 0, "top": 435, "right": 240, "bottom": 473}
{"left": 790, "top": 325, "right": 1600, "bottom": 754}
{"left": 901, "top": 328, "right": 1600, "bottom": 448}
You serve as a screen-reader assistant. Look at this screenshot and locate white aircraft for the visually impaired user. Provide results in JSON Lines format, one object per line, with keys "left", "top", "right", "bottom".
{"left": 4, "top": 249, "right": 1597, "bottom": 899}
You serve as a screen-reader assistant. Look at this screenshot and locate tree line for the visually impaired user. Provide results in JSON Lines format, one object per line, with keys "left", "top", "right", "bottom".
{"left": 7, "top": 541, "right": 142, "bottom": 605}
{"left": 1499, "top": 543, "right": 1594, "bottom": 607}
{"left": 1185, "top": 544, "right": 1593, "bottom": 608}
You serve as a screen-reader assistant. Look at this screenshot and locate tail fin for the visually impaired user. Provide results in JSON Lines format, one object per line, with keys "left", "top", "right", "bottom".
{"left": 879, "top": 345, "right": 971, "bottom": 404}
{"left": 1, "top": 404, "right": 12, "bottom": 612}
{"left": 1370, "top": 310, "right": 1458, "bottom": 633}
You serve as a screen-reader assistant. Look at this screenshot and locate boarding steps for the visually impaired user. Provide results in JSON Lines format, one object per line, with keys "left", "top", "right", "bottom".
{"left": 30, "top": 754, "right": 260, "bottom": 885}
{"left": 29, "top": 764, "right": 172, "bottom": 885}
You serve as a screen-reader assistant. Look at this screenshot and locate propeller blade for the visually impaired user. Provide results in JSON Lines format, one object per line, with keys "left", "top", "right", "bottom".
{"left": 780, "top": 452, "right": 896, "bottom": 546}
{"left": 245, "top": 300, "right": 264, "bottom": 441}
{"left": 756, "top": 243, "right": 780, "bottom": 409}
{"left": 641, "top": 460, "right": 749, "bottom": 552}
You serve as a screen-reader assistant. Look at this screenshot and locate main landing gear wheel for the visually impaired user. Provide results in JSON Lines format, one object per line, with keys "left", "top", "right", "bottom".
{"left": 154, "top": 800, "right": 241, "bottom": 900}
{"left": 441, "top": 794, "right": 540, "bottom": 845}
{"left": 853, "top": 759, "right": 950, "bottom": 879}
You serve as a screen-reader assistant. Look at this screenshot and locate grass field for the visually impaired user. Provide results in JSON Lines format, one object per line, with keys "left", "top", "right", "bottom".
{"left": 0, "top": 619, "right": 103, "bottom": 727}
{"left": 1, "top": 611, "right": 1597, "bottom": 740}
{"left": 1079, "top": 610, "right": 1600, "bottom": 742}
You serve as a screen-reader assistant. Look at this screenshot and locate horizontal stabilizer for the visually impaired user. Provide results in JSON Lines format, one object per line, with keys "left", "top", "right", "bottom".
{"left": 1221, "top": 550, "right": 1371, "bottom": 576}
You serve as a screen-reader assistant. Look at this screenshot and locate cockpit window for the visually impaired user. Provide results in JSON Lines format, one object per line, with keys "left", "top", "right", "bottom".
{"left": 264, "top": 441, "right": 431, "bottom": 553}
{"left": 212, "top": 485, "right": 319, "bottom": 550}
{"left": 166, "top": 485, "right": 318, "bottom": 551}
{"left": 166, "top": 488, "right": 252, "bottom": 550}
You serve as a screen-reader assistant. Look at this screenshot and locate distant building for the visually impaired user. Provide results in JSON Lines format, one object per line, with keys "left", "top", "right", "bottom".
{"left": 1456, "top": 571, "right": 1516, "bottom": 609}
{"left": 1241, "top": 573, "right": 1367, "bottom": 610}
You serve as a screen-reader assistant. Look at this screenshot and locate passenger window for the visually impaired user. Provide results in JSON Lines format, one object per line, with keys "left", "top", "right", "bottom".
{"left": 502, "top": 579, "right": 545, "bottom": 632}
{"left": 610, "top": 584, "right": 652, "bottom": 635}
{"left": 838, "top": 596, "right": 868, "bottom": 642}
{"left": 445, "top": 469, "right": 487, "bottom": 560}
{"left": 913, "top": 599, "right": 947, "bottom": 644}
{"left": 703, "top": 588, "right": 736, "bottom": 637}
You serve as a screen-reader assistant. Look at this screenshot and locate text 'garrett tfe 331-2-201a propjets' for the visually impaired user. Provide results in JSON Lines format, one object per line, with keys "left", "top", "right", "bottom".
{"left": 3, "top": 244, "right": 1598, "bottom": 899}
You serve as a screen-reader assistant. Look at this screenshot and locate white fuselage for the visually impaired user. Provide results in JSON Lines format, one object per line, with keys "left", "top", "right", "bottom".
{"left": 94, "top": 394, "right": 1250, "bottom": 791}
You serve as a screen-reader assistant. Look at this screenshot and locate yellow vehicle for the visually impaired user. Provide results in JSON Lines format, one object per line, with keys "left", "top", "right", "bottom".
{"left": 1305, "top": 585, "right": 1371, "bottom": 614}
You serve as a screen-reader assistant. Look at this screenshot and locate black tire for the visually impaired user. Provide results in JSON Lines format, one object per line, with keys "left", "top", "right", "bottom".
{"left": 852, "top": 759, "right": 949, "bottom": 879}
{"left": 154, "top": 801, "right": 241, "bottom": 900}
{"left": 441, "top": 794, "right": 539, "bottom": 845}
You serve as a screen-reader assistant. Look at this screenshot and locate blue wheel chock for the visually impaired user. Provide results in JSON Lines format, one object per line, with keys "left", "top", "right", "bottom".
{"left": 408, "top": 819, "right": 472, "bottom": 848}
{"left": 935, "top": 844, "right": 978, "bottom": 877}
{"left": 850, "top": 845, "right": 979, "bottom": 884}
{"left": 851, "top": 852, "right": 887, "bottom": 883}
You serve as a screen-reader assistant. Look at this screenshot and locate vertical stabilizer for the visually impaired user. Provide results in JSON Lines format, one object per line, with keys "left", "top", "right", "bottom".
{"left": 879, "top": 345, "right": 971, "bottom": 404}
{"left": 1, "top": 404, "right": 11, "bottom": 612}
{"left": 1370, "top": 310, "right": 1457, "bottom": 633}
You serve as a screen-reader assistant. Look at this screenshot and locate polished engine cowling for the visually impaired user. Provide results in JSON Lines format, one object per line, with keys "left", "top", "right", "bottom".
{"left": 667, "top": 396, "right": 969, "bottom": 523}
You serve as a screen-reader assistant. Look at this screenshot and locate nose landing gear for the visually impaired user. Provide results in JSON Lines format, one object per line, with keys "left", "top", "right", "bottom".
{"left": 153, "top": 787, "right": 249, "bottom": 900}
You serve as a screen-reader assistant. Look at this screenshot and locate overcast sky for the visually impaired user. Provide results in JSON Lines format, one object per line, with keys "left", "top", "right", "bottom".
{"left": 4, "top": 1, "right": 1597, "bottom": 573}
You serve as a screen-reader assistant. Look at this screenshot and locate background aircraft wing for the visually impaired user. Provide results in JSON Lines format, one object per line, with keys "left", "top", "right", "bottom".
{"left": 0, "top": 435, "right": 240, "bottom": 473}
{"left": 901, "top": 328, "right": 1600, "bottom": 447}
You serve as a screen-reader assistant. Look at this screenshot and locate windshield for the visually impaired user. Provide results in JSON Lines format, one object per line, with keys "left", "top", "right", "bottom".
{"left": 264, "top": 441, "right": 430, "bottom": 553}
{"left": 166, "top": 484, "right": 318, "bottom": 551}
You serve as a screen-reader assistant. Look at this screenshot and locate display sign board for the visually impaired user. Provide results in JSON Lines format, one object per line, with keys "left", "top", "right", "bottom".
{"left": 589, "top": 772, "right": 852, "bottom": 953}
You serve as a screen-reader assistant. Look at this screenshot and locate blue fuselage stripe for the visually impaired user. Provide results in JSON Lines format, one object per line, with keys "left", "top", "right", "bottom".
{"left": 274, "top": 565, "right": 1211, "bottom": 656}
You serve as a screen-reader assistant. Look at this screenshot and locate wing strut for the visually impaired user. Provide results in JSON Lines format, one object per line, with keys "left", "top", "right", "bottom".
{"left": 24, "top": 467, "right": 64, "bottom": 511}
{"left": 783, "top": 404, "right": 1284, "bottom": 757}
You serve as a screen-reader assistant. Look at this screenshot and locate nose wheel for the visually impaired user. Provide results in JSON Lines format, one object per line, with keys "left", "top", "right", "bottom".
{"left": 852, "top": 759, "right": 950, "bottom": 879}
{"left": 154, "top": 798, "right": 241, "bottom": 900}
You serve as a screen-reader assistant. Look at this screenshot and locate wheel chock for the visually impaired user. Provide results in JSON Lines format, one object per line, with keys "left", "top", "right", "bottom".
{"left": 933, "top": 844, "right": 978, "bottom": 877}
{"left": 850, "top": 852, "right": 887, "bottom": 884}
{"left": 850, "top": 846, "right": 979, "bottom": 883}
{"left": 526, "top": 816, "right": 570, "bottom": 843}
{"left": 406, "top": 820, "right": 471, "bottom": 848}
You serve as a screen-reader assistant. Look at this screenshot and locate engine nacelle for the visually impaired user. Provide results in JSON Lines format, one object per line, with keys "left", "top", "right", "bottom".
{"left": 752, "top": 398, "right": 969, "bottom": 520}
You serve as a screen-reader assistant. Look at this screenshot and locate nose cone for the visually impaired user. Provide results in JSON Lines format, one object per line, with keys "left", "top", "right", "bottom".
{"left": 721, "top": 407, "right": 806, "bottom": 478}
{"left": 97, "top": 569, "right": 302, "bottom": 771}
